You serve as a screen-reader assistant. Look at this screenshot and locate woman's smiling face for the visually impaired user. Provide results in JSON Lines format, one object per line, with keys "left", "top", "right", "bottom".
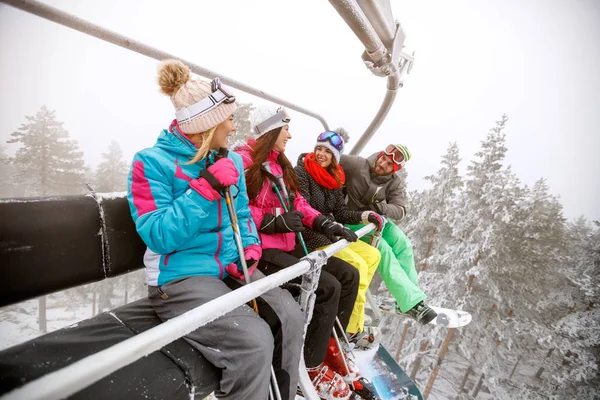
{"left": 273, "top": 125, "right": 291, "bottom": 152}
{"left": 314, "top": 145, "right": 333, "bottom": 168}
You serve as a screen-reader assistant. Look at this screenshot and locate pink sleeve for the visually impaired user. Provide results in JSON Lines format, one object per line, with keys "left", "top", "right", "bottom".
{"left": 239, "top": 151, "right": 253, "bottom": 170}
{"left": 294, "top": 191, "right": 320, "bottom": 227}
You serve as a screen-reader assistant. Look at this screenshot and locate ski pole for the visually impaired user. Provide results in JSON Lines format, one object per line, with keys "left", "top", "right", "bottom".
{"left": 261, "top": 161, "right": 355, "bottom": 390}
{"left": 261, "top": 162, "right": 309, "bottom": 254}
{"left": 223, "top": 189, "right": 282, "bottom": 400}
{"left": 217, "top": 150, "right": 282, "bottom": 400}
{"left": 367, "top": 216, "right": 388, "bottom": 324}
{"left": 223, "top": 189, "right": 258, "bottom": 312}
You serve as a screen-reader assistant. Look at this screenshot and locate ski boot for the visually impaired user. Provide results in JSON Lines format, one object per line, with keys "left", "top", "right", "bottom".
{"left": 404, "top": 301, "right": 438, "bottom": 325}
{"left": 324, "top": 337, "right": 380, "bottom": 400}
{"left": 306, "top": 362, "right": 352, "bottom": 400}
{"left": 348, "top": 326, "right": 379, "bottom": 350}
{"left": 380, "top": 300, "right": 437, "bottom": 325}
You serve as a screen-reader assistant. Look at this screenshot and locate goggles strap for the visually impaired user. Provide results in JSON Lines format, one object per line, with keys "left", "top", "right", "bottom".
{"left": 318, "top": 131, "right": 344, "bottom": 151}
{"left": 175, "top": 85, "right": 232, "bottom": 124}
{"left": 254, "top": 108, "right": 291, "bottom": 136}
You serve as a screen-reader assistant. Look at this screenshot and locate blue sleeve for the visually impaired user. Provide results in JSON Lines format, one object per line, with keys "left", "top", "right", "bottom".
{"left": 231, "top": 153, "right": 260, "bottom": 249}
{"left": 127, "top": 151, "right": 218, "bottom": 255}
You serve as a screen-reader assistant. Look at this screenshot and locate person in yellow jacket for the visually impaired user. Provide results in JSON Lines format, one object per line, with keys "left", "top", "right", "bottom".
{"left": 294, "top": 131, "right": 382, "bottom": 336}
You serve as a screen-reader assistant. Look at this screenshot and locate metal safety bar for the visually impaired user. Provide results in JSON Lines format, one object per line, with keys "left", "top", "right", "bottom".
{"left": 0, "top": 0, "right": 330, "bottom": 131}
{"left": 0, "top": 224, "right": 376, "bottom": 400}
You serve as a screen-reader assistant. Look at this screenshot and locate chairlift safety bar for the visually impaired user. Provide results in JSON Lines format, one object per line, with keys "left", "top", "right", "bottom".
{"left": 0, "top": 224, "right": 376, "bottom": 400}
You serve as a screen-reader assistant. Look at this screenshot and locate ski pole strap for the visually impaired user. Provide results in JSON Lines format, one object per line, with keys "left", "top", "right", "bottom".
{"left": 215, "top": 147, "right": 229, "bottom": 160}
{"left": 200, "top": 169, "right": 225, "bottom": 193}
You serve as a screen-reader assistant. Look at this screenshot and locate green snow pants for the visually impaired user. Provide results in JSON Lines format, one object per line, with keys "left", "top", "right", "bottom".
{"left": 346, "top": 221, "right": 427, "bottom": 312}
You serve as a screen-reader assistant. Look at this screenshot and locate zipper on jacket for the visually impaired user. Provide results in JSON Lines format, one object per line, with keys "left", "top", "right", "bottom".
{"left": 215, "top": 199, "right": 224, "bottom": 278}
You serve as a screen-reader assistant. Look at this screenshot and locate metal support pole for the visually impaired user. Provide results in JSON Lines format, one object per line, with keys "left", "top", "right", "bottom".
{"left": 356, "top": 0, "right": 396, "bottom": 48}
{"left": 328, "top": 0, "right": 386, "bottom": 61}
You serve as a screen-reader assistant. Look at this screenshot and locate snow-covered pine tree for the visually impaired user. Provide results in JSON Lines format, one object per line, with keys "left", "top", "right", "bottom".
{"left": 379, "top": 115, "right": 597, "bottom": 399}
{"left": 0, "top": 145, "right": 17, "bottom": 198}
{"left": 6, "top": 106, "right": 87, "bottom": 333}
{"left": 542, "top": 217, "right": 600, "bottom": 398}
{"left": 407, "top": 115, "right": 532, "bottom": 398}
{"left": 231, "top": 102, "right": 256, "bottom": 149}
{"left": 93, "top": 140, "right": 128, "bottom": 192}
{"left": 407, "top": 142, "right": 463, "bottom": 275}
{"left": 7, "top": 106, "right": 86, "bottom": 196}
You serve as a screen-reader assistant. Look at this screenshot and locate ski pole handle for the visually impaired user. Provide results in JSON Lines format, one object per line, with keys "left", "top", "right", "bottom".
{"left": 224, "top": 189, "right": 251, "bottom": 282}
{"left": 216, "top": 147, "right": 229, "bottom": 160}
{"left": 261, "top": 161, "right": 291, "bottom": 205}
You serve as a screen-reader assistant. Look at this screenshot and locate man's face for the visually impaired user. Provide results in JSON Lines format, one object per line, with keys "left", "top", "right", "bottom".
{"left": 374, "top": 154, "right": 396, "bottom": 175}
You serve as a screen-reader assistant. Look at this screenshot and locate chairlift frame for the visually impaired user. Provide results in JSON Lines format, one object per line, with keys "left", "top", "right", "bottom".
{"left": 0, "top": 0, "right": 414, "bottom": 398}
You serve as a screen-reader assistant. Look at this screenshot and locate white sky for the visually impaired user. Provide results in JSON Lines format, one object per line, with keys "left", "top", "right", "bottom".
{"left": 0, "top": 0, "right": 598, "bottom": 221}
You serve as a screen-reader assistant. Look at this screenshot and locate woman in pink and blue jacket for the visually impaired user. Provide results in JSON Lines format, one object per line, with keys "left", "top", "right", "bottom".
{"left": 127, "top": 60, "right": 303, "bottom": 400}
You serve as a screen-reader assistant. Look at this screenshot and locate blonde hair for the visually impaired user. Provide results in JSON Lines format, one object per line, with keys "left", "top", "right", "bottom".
{"left": 187, "top": 126, "right": 217, "bottom": 165}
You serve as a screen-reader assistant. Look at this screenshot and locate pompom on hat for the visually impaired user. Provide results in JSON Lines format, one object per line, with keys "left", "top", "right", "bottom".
{"left": 157, "top": 59, "right": 237, "bottom": 134}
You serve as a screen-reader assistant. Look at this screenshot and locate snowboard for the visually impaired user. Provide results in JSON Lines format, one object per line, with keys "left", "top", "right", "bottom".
{"left": 379, "top": 301, "right": 472, "bottom": 328}
{"left": 353, "top": 344, "right": 423, "bottom": 400}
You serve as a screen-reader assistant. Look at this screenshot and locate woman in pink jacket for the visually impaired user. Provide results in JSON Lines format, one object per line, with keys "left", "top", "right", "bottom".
{"left": 236, "top": 107, "right": 359, "bottom": 400}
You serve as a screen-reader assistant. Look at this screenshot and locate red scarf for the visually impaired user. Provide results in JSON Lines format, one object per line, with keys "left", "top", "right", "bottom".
{"left": 304, "top": 153, "right": 346, "bottom": 190}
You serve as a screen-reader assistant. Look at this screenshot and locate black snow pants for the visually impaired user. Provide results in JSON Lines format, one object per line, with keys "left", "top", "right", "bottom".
{"left": 258, "top": 246, "right": 359, "bottom": 368}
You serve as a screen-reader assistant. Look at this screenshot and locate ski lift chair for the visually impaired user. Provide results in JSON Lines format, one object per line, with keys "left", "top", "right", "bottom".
{"left": 0, "top": 195, "right": 219, "bottom": 399}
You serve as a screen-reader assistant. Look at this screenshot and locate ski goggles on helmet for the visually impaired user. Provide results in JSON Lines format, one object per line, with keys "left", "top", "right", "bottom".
{"left": 254, "top": 107, "right": 291, "bottom": 136}
{"left": 383, "top": 144, "right": 410, "bottom": 166}
{"left": 175, "top": 77, "right": 236, "bottom": 124}
{"left": 316, "top": 131, "right": 344, "bottom": 152}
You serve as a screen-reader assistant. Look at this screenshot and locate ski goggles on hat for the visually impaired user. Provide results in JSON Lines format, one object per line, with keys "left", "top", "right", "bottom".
{"left": 383, "top": 144, "right": 409, "bottom": 166}
{"left": 175, "top": 77, "right": 236, "bottom": 124}
{"left": 317, "top": 131, "right": 344, "bottom": 151}
{"left": 254, "top": 107, "right": 291, "bottom": 136}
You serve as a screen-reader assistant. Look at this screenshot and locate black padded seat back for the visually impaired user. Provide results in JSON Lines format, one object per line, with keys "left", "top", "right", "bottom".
{"left": 100, "top": 195, "right": 146, "bottom": 277}
{"left": 0, "top": 195, "right": 104, "bottom": 307}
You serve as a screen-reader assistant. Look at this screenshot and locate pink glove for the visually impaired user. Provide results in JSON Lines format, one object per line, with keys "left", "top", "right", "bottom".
{"left": 225, "top": 244, "right": 262, "bottom": 280}
{"left": 189, "top": 158, "right": 239, "bottom": 201}
{"left": 226, "top": 259, "right": 259, "bottom": 281}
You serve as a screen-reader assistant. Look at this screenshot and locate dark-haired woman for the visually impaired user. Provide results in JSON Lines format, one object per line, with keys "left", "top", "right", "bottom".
{"left": 236, "top": 107, "right": 359, "bottom": 400}
{"left": 294, "top": 131, "right": 381, "bottom": 344}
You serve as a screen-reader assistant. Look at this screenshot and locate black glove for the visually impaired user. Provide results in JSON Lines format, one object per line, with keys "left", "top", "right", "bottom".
{"left": 313, "top": 215, "right": 358, "bottom": 243}
{"left": 260, "top": 210, "right": 305, "bottom": 234}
